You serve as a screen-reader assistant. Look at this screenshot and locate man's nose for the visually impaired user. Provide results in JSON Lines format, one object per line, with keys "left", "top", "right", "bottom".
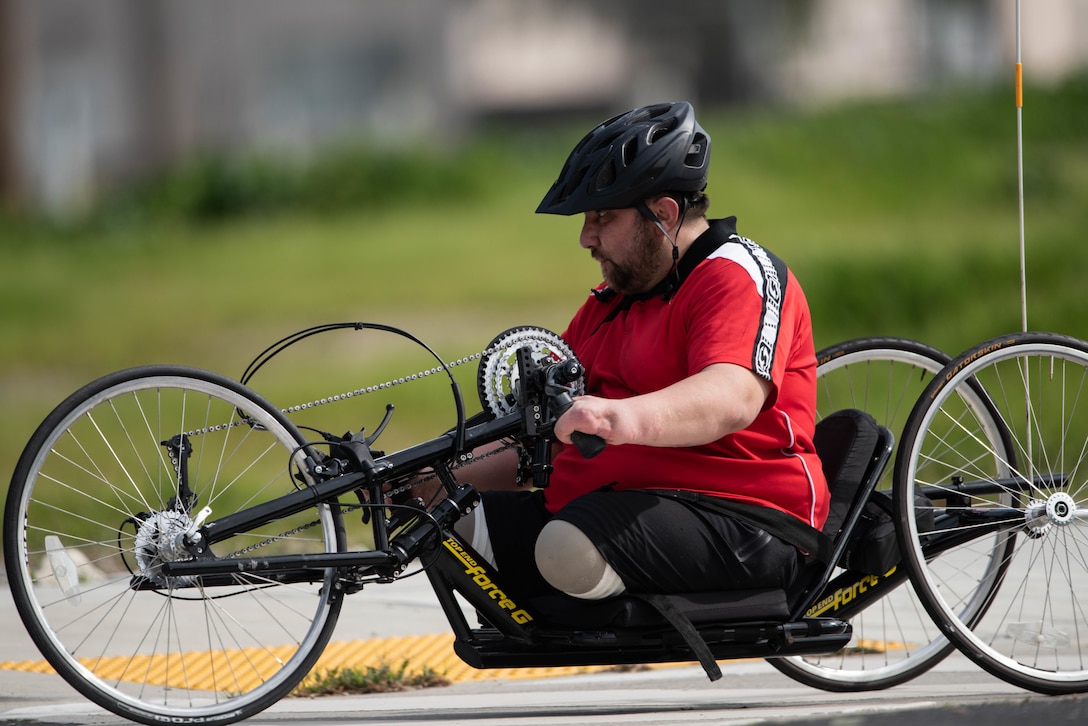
{"left": 579, "top": 220, "right": 598, "bottom": 249}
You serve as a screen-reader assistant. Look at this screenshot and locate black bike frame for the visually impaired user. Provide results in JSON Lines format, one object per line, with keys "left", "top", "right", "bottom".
{"left": 157, "top": 342, "right": 1069, "bottom": 674}
{"left": 163, "top": 411, "right": 520, "bottom": 576}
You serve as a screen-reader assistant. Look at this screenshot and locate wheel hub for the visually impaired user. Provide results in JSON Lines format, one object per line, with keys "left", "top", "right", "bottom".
{"left": 133, "top": 509, "right": 197, "bottom": 587}
{"left": 1045, "top": 491, "right": 1077, "bottom": 526}
{"left": 1025, "top": 491, "right": 1078, "bottom": 537}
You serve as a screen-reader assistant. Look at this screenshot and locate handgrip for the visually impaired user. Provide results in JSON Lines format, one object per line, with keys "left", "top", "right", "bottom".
{"left": 571, "top": 430, "right": 606, "bottom": 459}
{"left": 543, "top": 357, "right": 605, "bottom": 458}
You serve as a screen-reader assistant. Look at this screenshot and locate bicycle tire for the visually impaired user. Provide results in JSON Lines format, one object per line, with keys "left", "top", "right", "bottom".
{"left": 894, "top": 332, "right": 1088, "bottom": 695}
{"left": 770, "top": 336, "right": 957, "bottom": 691}
{"left": 3, "top": 366, "right": 346, "bottom": 725}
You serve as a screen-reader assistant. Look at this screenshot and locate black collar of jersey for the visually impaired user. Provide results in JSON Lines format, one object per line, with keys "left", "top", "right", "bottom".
{"left": 591, "top": 217, "right": 738, "bottom": 316}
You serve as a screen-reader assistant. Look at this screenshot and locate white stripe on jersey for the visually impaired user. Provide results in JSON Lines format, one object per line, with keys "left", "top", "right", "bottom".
{"left": 709, "top": 235, "right": 784, "bottom": 380}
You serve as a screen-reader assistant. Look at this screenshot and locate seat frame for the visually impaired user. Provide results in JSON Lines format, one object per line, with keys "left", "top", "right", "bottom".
{"left": 423, "top": 408, "right": 896, "bottom": 680}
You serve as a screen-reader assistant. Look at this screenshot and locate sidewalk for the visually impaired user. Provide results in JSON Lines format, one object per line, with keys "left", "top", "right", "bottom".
{"left": 5, "top": 572, "right": 1088, "bottom": 726}
{"left": 0, "top": 569, "right": 677, "bottom": 693}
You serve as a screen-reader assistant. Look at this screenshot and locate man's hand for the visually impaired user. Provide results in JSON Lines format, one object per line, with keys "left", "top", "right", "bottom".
{"left": 553, "top": 362, "right": 772, "bottom": 449}
{"left": 553, "top": 395, "right": 625, "bottom": 445}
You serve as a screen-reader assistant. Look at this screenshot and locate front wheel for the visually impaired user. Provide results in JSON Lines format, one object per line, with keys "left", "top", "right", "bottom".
{"left": 3, "top": 366, "right": 345, "bottom": 725}
{"left": 895, "top": 332, "right": 1088, "bottom": 694}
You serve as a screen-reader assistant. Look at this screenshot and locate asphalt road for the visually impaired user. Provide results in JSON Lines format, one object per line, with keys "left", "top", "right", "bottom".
{"left": 5, "top": 651, "right": 1088, "bottom": 726}
{"left": 4, "top": 573, "right": 1088, "bottom": 726}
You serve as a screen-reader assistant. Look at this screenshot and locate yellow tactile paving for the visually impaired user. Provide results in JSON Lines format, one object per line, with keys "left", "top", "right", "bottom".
{"left": 0, "top": 635, "right": 910, "bottom": 691}
{"left": 303, "top": 633, "right": 668, "bottom": 684}
{"left": 0, "top": 633, "right": 682, "bottom": 692}
{"left": 852, "top": 638, "right": 909, "bottom": 654}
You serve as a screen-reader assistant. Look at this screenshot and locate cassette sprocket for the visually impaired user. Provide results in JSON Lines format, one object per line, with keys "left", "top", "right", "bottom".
{"left": 477, "top": 327, "right": 581, "bottom": 418}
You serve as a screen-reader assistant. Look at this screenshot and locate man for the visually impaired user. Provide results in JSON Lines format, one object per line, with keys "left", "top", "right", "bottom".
{"left": 454, "top": 101, "right": 825, "bottom": 604}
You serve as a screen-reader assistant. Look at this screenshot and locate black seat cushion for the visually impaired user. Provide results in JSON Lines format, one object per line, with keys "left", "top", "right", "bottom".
{"left": 814, "top": 408, "right": 882, "bottom": 539}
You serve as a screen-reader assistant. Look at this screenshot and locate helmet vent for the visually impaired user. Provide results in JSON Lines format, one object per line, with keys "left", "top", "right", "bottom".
{"left": 564, "top": 164, "right": 588, "bottom": 197}
{"left": 685, "top": 133, "right": 709, "bottom": 167}
{"left": 648, "top": 120, "right": 676, "bottom": 144}
{"left": 595, "top": 160, "right": 617, "bottom": 191}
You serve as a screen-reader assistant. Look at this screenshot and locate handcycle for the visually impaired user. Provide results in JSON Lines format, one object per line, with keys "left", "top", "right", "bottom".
{"left": 5, "top": 324, "right": 1088, "bottom": 724}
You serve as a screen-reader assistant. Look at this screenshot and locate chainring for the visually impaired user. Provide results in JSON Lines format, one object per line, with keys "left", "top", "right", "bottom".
{"left": 477, "top": 326, "right": 582, "bottom": 418}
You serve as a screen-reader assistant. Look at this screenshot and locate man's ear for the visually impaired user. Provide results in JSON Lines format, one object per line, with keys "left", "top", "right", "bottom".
{"left": 649, "top": 195, "right": 681, "bottom": 230}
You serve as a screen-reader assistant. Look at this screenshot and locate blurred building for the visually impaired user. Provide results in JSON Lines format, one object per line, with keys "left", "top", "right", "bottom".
{"left": 1, "top": 0, "right": 1085, "bottom": 215}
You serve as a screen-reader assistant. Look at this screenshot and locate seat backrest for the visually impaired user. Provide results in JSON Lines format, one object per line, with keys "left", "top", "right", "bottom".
{"left": 813, "top": 408, "right": 892, "bottom": 541}
{"left": 787, "top": 409, "right": 894, "bottom": 618}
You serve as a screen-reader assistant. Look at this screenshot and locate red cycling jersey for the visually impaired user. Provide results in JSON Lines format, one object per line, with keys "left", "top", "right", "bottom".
{"left": 547, "top": 217, "right": 828, "bottom": 528}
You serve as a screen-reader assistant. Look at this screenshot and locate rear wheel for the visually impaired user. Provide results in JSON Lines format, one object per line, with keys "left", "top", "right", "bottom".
{"left": 895, "top": 332, "right": 1088, "bottom": 694}
{"left": 770, "top": 336, "right": 956, "bottom": 691}
{"left": 3, "top": 366, "right": 345, "bottom": 725}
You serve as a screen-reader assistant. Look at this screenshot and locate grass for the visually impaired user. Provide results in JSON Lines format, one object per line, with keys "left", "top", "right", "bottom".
{"left": 1, "top": 76, "right": 1086, "bottom": 538}
{"left": 292, "top": 661, "right": 451, "bottom": 696}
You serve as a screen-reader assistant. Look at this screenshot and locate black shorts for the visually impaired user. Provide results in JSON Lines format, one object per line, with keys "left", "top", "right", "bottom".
{"left": 480, "top": 488, "right": 802, "bottom": 600}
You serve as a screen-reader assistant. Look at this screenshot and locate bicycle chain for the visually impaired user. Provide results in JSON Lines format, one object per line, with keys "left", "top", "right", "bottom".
{"left": 186, "top": 347, "right": 496, "bottom": 560}
{"left": 280, "top": 348, "right": 494, "bottom": 416}
{"left": 189, "top": 326, "right": 570, "bottom": 561}
{"left": 188, "top": 326, "right": 573, "bottom": 436}
{"left": 184, "top": 348, "right": 494, "bottom": 438}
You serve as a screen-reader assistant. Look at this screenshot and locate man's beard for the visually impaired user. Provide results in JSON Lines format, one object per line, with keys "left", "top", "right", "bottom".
{"left": 595, "top": 219, "right": 668, "bottom": 295}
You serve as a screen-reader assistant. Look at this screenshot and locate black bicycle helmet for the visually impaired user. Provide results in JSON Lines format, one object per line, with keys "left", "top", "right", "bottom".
{"left": 536, "top": 101, "right": 710, "bottom": 216}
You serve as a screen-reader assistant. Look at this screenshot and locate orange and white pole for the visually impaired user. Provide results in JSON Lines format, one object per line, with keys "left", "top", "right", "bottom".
{"left": 1016, "top": 0, "right": 1027, "bottom": 332}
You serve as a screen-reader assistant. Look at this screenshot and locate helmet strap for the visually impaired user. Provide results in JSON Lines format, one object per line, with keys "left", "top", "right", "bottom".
{"left": 635, "top": 200, "right": 671, "bottom": 240}
{"left": 636, "top": 198, "right": 687, "bottom": 298}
